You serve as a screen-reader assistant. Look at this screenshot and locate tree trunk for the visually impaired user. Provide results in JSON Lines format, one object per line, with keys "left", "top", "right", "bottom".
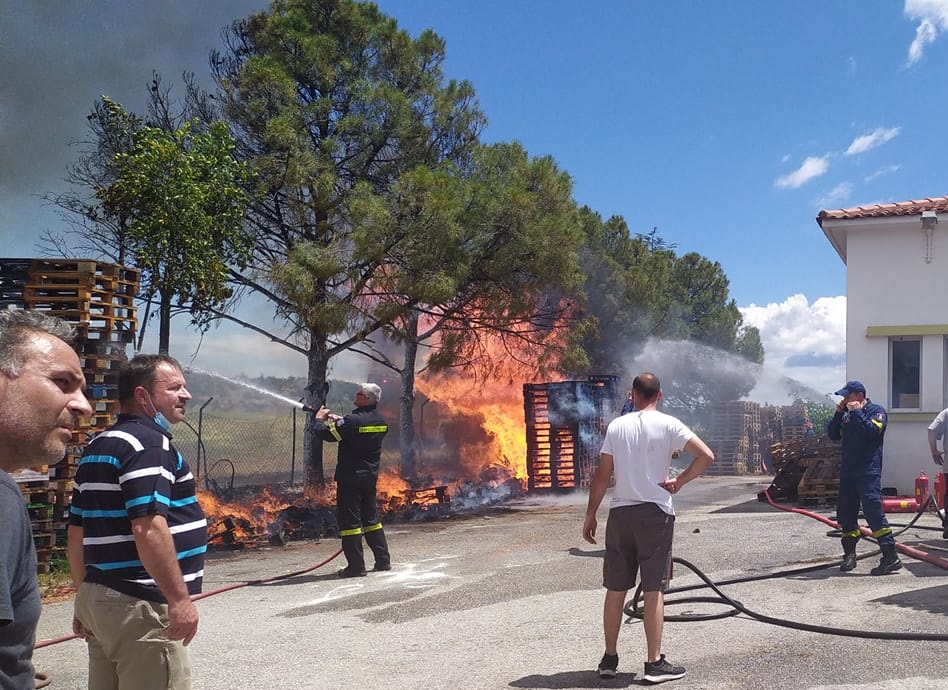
{"left": 399, "top": 312, "right": 420, "bottom": 480}
{"left": 136, "top": 297, "right": 152, "bottom": 353}
{"left": 303, "top": 331, "right": 330, "bottom": 488}
{"left": 158, "top": 290, "right": 171, "bottom": 355}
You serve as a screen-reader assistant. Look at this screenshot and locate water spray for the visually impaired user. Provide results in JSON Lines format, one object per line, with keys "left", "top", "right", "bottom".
{"left": 187, "top": 368, "right": 317, "bottom": 413}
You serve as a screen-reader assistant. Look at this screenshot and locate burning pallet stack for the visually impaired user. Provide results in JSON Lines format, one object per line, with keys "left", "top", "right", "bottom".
{"left": 2, "top": 258, "right": 140, "bottom": 572}
{"left": 523, "top": 375, "right": 620, "bottom": 492}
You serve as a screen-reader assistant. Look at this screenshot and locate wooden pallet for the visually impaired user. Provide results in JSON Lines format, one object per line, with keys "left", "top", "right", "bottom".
{"left": 798, "top": 485, "right": 839, "bottom": 500}
{"left": 32, "top": 532, "right": 56, "bottom": 550}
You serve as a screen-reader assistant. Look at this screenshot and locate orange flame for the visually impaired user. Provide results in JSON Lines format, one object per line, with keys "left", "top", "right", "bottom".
{"left": 415, "top": 372, "right": 529, "bottom": 479}
{"left": 411, "top": 312, "right": 573, "bottom": 483}
{"left": 197, "top": 486, "right": 332, "bottom": 542}
{"left": 376, "top": 469, "right": 411, "bottom": 497}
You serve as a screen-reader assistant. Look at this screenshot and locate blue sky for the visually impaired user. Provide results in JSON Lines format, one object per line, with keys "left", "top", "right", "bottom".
{"left": 3, "top": 1, "right": 948, "bottom": 397}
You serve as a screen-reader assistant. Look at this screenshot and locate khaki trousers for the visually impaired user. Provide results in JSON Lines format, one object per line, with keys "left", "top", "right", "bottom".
{"left": 75, "top": 581, "right": 191, "bottom": 690}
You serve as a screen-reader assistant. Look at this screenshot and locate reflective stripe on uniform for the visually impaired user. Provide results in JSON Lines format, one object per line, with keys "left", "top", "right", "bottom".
{"left": 339, "top": 527, "right": 364, "bottom": 537}
{"left": 872, "top": 526, "right": 892, "bottom": 539}
{"left": 870, "top": 419, "right": 884, "bottom": 430}
{"left": 364, "top": 522, "right": 384, "bottom": 533}
{"left": 358, "top": 425, "right": 387, "bottom": 433}
{"left": 329, "top": 422, "right": 342, "bottom": 442}
{"left": 842, "top": 529, "right": 861, "bottom": 538}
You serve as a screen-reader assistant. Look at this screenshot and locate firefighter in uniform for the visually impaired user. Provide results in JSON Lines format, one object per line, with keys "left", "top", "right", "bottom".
{"left": 827, "top": 380, "right": 902, "bottom": 575}
{"left": 314, "top": 383, "right": 392, "bottom": 577}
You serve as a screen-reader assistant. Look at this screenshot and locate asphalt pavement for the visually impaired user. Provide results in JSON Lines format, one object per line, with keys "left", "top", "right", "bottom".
{"left": 33, "top": 476, "right": 948, "bottom": 690}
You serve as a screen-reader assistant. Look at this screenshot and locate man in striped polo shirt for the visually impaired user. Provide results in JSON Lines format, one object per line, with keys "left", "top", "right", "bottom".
{"left": 68, "top": 354, "right": 206, "bottom": 690}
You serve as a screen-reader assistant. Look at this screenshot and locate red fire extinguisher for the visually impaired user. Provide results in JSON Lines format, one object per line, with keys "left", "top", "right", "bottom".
{"left": 916, "top": 471, "right": 930, "bottom": 507}
{"left": 935, "top": 472, "right": 946, "bottom": 510}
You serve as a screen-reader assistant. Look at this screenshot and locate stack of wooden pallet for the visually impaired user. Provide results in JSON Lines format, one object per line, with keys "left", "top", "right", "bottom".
{"left": 706, "top": 401, "right": 762, "bottom": 475}
{"left": 522, "top": 376, "right": 620, "bottom": 492}
{"left": 4, "top": 258, "right": 140, "bottom": 573}
{"left": 762, "top": 436, "right": 842, "bottom": 503}
{"left": 780, "top": 405, "right": 811, "bottom": 442}
{"left": 0, "top": 258, "right": 29, "bottom": 309}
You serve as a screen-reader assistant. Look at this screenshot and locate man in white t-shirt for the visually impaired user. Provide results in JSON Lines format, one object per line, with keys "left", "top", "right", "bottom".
{"left": 927, "top": 407, "right": 948, "bottom": 535}
{"left": 583, "top": 372, "right": 714, "bottom": 684}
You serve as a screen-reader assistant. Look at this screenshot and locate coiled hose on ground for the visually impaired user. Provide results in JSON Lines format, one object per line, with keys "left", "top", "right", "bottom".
{"left": 624, "top": 489, "right": 948, "bottom": 641}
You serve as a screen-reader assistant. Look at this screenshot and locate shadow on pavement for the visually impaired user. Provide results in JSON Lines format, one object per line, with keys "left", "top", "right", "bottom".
{"left": 510, "top": 669, "right": 638, "bottom": 688}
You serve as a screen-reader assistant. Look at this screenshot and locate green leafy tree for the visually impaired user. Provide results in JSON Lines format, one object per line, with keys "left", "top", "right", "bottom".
{"left": 576, "top": 210, "right": 677, "bottom": 375}
{"left": 193, "top": 0, "right": 487, "bottom": 485}
{"left": 98, "top": 116, "right": 253, "bottom": 353}
{"left": 41, "top": 96, "right": 142, "bottom": 265}
{"left": 798, "top": 398, "right": 834, "bottom": 434}
{"left": 42, "top": 77, "right": 235, "bottom": 350}
{"left": 348, "top": 142, "right": 589, "bottom": 478}
{"left": 574, "top": 213, "right": 764, "bottom": 415}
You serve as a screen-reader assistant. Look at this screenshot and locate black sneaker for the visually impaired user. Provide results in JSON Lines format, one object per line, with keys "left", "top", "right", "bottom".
{"left": 643, "top": 655, "right": 685, "bottom": 684}
{"left": 597, "top": 653, "right": 618, "bottom": 679}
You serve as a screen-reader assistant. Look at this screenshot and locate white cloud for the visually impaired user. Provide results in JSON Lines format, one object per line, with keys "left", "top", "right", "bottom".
{"left": 774, "top": 155, "right": 830, "bottom": 189}
{"left": 740, "top": 294, "right": 847, "bottom": 397}
{"left": 864, "top": 164, "right": 902, "bottom": 182}
{"left": 844, "top": 126, "right": 901, "bottom": 156}
{"left": 817, "top": 182, "right": 853, "bottom": 208}
{"left": 905, "top": 0, "right": 948, "bottom": 66}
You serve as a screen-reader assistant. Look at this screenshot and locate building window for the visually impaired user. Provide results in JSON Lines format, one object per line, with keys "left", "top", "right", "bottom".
{"left": 891, "top": 338, "right": 920, "bottom": 409}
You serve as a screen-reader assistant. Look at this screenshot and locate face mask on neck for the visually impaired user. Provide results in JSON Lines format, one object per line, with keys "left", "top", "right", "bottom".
{"left": 142, "top": 389, "right": 172, "bottom": 431}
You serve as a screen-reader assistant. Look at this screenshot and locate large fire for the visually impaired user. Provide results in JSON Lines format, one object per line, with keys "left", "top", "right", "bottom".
{"left": 415, "top": 373, "right": 528, "bottom": 479}
{"left": 198, "top": 330, "right": 566, "bottom": 545}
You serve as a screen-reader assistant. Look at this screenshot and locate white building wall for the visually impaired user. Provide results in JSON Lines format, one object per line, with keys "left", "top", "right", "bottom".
{"left": 827, "top": 215, "right": 948, "bottom": 493}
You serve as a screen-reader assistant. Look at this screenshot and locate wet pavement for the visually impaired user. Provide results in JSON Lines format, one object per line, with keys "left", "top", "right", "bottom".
{"left": 33, "top": 476, "right": 948, "bottom": 689}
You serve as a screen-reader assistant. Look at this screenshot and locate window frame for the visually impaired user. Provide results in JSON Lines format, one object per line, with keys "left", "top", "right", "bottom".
{"left": 889, "top": 336, "right": 921, "bottom": 410}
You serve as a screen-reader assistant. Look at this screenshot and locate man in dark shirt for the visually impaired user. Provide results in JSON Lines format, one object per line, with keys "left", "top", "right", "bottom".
{"left": 314, "top": 383, "right": 392, "bottom": 577}
{"left": 0, "top": 310, "right": 92, "bottom": 690}
{"left": 69, "top": 354, "right": 207, "bottom": 690}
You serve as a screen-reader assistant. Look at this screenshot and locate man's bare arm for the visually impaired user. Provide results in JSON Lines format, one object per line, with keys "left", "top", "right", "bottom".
{"left": 132, "top": 514, "right": 199, "bottom": 645}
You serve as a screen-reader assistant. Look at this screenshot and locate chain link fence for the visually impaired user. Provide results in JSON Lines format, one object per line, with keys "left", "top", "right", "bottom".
{"left": 174, "top": 410, "right": 338, "bottom": 489}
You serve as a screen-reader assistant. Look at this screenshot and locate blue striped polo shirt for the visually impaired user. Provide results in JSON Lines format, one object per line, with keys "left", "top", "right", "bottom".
{"left": 69, "top": 414, "right": 207, "bottom": 602}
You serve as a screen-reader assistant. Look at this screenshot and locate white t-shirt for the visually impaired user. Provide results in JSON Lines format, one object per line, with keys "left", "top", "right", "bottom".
{"left": 600, "top": 409, "right": 696, "bottom": 516}
{"left": 929, "top": 408, "right": 948, "bottom": 442}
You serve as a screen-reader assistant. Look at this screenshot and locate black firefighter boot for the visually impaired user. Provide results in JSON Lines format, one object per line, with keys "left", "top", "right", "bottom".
{"left": 365, "top": 527, "right": 391, "bottom": 571}
{"left": 338, "top": 534, "right": 367, "bottom": 577}
{"left": 870, "top": 544, "right": 903, "bottom": 575}
{"left": 840, "top": 535, "right": 858, "bottom": 572}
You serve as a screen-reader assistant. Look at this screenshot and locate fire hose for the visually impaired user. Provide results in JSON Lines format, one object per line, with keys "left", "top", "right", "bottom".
{"left": 623, "top": 489, "right": 948, "bottom": 641}
{"left": 33, "top": 547, "right": 343, "bottom": 653}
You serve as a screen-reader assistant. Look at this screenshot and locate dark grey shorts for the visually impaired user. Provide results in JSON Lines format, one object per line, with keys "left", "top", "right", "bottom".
{"left": 602, "top": 503, "right": 675, "bottom": 592}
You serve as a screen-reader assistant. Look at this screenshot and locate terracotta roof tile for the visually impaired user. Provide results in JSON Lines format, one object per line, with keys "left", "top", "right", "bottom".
{"left": 817, "top": 196, "right": 948, "bottom": 224}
